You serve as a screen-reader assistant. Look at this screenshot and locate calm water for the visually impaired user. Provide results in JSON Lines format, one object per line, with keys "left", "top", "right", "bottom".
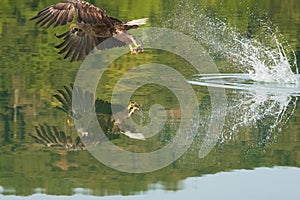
{"left": 1, "top": 0, "right": 300, "bottom": 199}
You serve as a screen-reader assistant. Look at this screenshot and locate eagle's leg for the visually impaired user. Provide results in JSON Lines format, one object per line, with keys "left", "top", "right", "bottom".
{"left": 129, "top": 44, "right": 134, "bottom": 54}
{"left": 128, "top": 35, "right": 144, "bottom": 55}
{"left": 136, "top": 38, "right": 144, "bottom": 53}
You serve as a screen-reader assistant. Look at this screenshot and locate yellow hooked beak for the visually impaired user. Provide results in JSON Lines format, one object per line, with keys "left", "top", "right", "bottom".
{"left": 70, "top": 23, "right": 78, "bottom": 29}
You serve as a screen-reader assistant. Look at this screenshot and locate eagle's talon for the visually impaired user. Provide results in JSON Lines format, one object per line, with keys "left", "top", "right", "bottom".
{"left": 130, "top": 45, "right": 144, "bottom": 55}
{"left": 130, "top": 47, "right": 139, "bottom": 55}
{"left": 130, "top": 49, "right": 137, "bottom": 55}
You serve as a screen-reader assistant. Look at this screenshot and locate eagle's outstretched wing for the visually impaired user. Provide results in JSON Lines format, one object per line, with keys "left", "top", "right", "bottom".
{"left": 30, "top": 0, "right": 114, "bottom": 29}
{"left": 30, "top": 0, "right": 146, "bottom": 61}
{"left": 55, "top": 28, "right": 126, "bottom": 62}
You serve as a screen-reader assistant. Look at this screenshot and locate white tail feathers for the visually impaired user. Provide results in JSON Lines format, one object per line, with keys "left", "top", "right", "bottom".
{"left": 125, "top": 18, "right": 148, "bottom": 26}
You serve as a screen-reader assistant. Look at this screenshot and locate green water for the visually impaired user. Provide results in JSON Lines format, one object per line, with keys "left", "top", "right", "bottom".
{"left": 1, "top": 0, "right": 300, "bottom": 199}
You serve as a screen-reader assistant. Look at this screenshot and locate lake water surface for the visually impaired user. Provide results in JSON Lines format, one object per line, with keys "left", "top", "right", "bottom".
{"left": 1, "top": 0, "right": 300, "bottom": 199}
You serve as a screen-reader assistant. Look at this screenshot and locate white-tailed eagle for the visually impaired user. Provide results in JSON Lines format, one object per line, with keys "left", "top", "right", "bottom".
{"left": 30, "top": 0, "right": 147, "bottom": 61}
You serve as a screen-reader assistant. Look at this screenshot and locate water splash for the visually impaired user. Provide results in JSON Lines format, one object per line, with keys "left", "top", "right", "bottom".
{"left": 190, "top": 74, "right": 298, "bottom": 146}
{"left": 163, "top": 1, "right": 299, "bottom": 84}
{"left": 225, "top": 90, "right": 297, "bottom": 139}
{"left": 230, "top": 33, "right": 298, "bottom": 84}
{"left": 163, "top": 1, "right": 300, "bottom": 148}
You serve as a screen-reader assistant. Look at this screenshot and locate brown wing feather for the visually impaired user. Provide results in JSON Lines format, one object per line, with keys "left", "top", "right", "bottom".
{"left": 30, "top": 0, "right": 116, "bottom": 29}
{"left": 55, "top": 29, "right": 95, "bottom": 62}
{"left": 30, "top": 2, "right": 76, "bottom": 28}
{"left": 75, "top": 0, "right": 112, "bottom": 25}
{"left": 55, "top": 28, "right": 127, "bottom": 62}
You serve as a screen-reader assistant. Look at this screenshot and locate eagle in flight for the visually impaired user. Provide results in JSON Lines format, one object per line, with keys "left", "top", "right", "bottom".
{"left": 30, "top": 0, "right": 147, "bottom": 62}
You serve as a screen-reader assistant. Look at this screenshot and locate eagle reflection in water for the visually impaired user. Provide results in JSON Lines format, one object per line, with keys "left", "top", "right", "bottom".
{"left": 30, "top": 84, "right": 144, "bottom": 150}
